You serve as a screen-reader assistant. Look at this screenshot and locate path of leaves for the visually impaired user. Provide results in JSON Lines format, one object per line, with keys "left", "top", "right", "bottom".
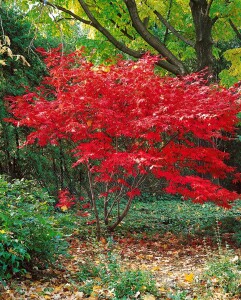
{"left": 0, "top": 233, "right": 238, "bottom": 300}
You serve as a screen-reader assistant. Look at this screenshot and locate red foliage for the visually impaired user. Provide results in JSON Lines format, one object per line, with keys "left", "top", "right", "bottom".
{"left": 5, "top": 47, "right": 241, "bottom": 207}
{"left": 56, "top": 189, "right": 75, "bottom": 209}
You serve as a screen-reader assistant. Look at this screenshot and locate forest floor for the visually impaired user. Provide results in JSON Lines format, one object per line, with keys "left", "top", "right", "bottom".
{"left": 1, "top": 233, "right": 240, "bottom": 300}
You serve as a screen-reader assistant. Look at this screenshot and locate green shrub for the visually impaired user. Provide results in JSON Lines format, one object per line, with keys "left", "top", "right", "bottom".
{"left": 0, "top": 230, "right": 30, "bottom": 279}
{"left": 0, "top": 176, "right": 68, "bottom": 279}
{"left": 77, "top": 252, "right": 159, "bottom": 299}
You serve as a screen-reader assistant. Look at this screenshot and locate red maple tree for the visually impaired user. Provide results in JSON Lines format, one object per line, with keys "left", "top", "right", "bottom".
{"left": 5, "top": 47, "right": 241, "bottom": 237}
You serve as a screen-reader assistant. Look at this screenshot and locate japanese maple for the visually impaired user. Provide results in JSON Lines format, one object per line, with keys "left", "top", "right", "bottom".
{"left": 5, "top": 47, "right": 241, "bottom": 237}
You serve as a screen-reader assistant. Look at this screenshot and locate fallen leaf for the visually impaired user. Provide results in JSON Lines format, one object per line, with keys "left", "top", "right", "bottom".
{"left": 75, "top": 291, "right": 84, "bottom": 299}
{"left": 184, "top": 272, "right": 194, "bottom": 282}
{"left": 92, "top": 285, "right": 102, "bottom": 293}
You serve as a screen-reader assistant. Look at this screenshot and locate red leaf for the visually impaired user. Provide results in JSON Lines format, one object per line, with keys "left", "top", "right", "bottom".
{"left": 82, "top": 203, "right": 91, "bottom": 209}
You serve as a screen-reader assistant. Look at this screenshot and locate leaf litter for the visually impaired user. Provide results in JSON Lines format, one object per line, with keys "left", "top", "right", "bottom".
{"left": 0, "top": 232, "right": 240, "bottom": 299}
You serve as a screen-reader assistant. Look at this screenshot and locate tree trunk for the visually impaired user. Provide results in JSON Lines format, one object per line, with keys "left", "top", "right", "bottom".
{"left": 190, "top": 0, "right": 215, "bottom": 73}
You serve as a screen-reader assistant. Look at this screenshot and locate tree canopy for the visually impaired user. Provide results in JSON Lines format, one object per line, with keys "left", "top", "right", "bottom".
{"left": 7, "top": 0, "right": 241, "bottom": 82}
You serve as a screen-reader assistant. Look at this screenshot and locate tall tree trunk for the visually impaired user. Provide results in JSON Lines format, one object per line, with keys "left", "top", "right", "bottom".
{"left": 190, "top": 0, "right": 215, "bottom": 73}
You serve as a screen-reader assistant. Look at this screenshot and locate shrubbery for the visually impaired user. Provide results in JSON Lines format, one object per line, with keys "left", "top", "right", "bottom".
{"left": 0, "top": 176, "right": 68, "bottom": 280}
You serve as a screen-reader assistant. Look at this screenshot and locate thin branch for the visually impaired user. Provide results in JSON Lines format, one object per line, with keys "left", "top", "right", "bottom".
{"left": 211, "top": 15, "right": 219, "bottom": 25}
{"left": 0, "top": 14, "right": 5, "bottom": 37}
{"left": 160, "top": 132, "right": 179, "bottom": 151}
{"left": 229, "top": 18, "right": 241, "bottom": 41}
{"left": 109, "top": 19, "right": 135, "bottom": 40}
{"left": 87, "top": 163, "right": 101, "bottom": 239}
{"left": 205, "top": 0, "right": 214, "bottom": 16}
{"left": 104, "top": 184, "right": 125, "bottom": 222}
{"left": 163, "top": 0, "right": 173, "bottom": 44}
{"left": 154, "top": 10, "right": 194, "bottom": 47}
{"left": 39, "top": 0, "right": 92, "bottom": 25}
{"left": 56, "top": 17, "right": 76, "bottom": 22}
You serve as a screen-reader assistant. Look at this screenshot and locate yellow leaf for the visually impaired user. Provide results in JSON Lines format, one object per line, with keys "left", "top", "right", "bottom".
{"left": 4, "top": 35, "right": 11, "bottom": 46}
{"left": 101, "top": 66, "right": 110, "bottom": 72}
{"left": 54, "top": 286, "right": 63, "bottom": 292}
{"left": 0, "top": 59, "right": 6, "bottom": 66}
{"left": 44, "top": 296, "right": 51, "bottom": 299}
{"left": 20, "top": 55, "right": 31, "bottom": 67}
{"left": 94, "top": 276, "right": 102, "bottom": 282}
{"left": 7, "top": 47, "right": 13, "bottom": 58}
{"left": 92, "top": 285, "right": 102, "bottom": 292}
{"left": 184, "top": 272, "right": 194, "bottom": 282}
{"left": 151, "top": 266, "right": 160, "bottom": 271}
{"left": 61, "top": 205, "right": 68, "bottom": 211}
{"left": 89, "top": 292, "right": 99, "bottom": 299}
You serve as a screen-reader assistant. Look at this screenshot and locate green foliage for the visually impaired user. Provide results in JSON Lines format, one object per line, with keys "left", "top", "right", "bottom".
{"left": 219, "top": 47, "right": 241, "bottom": 86}
{"left": 0, "top": 176, "right": 68, "bottom": 280}
{"left": 0, "top": 231, "right": 30, "bottom": 280}
{"left": 77, "top": 252, "right": 159, "bottom": 299}
{"left": 0, "top": 6, "right": 84, "bottom": 196}
{"left": 62, "top": 193, "right": 241, "bottom": 243}
{"left": 113, "top": 195, "right": 241, "bottom": 242}
{"left": 166, "top": 290, "right": 189, "bottom": 300}
{"left": 6, "top": 0, "right": 241, "bottom": 79}
{"left": 0, "top": 6, "right": 47, "bottom": 97}
{"left": 200, "top": 248, "right": 241, "bottom": 297}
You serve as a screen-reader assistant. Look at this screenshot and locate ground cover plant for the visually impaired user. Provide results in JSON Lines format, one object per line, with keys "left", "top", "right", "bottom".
{"left": 0, "top": 177, "right": 240, "bottom": 298}
{"left": 116, "top": 194, "right": 241, "bottom": 242}
{"left": 0, "top": 176, "right": 69, "bottom": 280}
{"left": 5, "top": 47, "right": 241, "bottom": 239}
{"left": 76, "top": 252, "right": 159, "bottom": 299}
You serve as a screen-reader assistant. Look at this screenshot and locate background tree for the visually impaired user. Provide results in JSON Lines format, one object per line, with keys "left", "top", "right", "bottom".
{"left": 8, "top": 0, "right": 241, "bottom": 80}
{"left": 0, "top": 5, "right": 86, "bottom": 195}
